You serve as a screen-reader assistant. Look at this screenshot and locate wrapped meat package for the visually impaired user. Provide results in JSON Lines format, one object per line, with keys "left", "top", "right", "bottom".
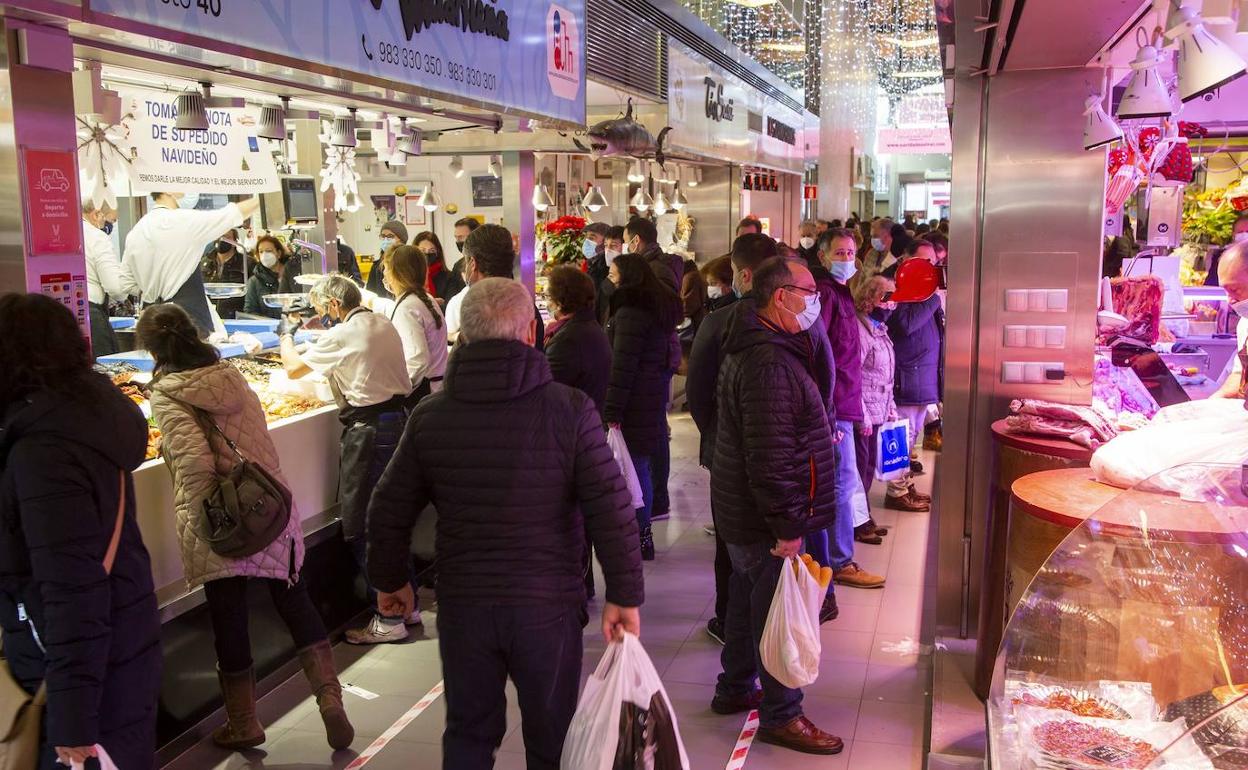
{"left": 1015, "top": 706, "right": 1214, "bottom": 769}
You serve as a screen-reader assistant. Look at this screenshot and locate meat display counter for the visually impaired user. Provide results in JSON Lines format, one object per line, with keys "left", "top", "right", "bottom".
{"left": 988, "top": 462, "right": 1248, "bottom": 768}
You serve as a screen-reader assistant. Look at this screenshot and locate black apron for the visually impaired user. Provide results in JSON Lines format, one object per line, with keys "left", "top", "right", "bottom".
{"left": 88, "top": 301, "right": 120, "bottom": 357}
{"left": 147, "top": 268, "right": 214, "bottom": 338}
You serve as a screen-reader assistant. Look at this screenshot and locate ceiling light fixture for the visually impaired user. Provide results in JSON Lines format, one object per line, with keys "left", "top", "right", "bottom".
{"left": 449, "top": 154, "right": 465, "bottom": 178}
{"left": 582, "top": 185, "right": 608, "bottom": 212}
{"left": 630, "top": 186, "right": 652, "bottom": 212}
{"left": 627, "top": 160, "right": 646, "bottom": 183}
{"left": 417, "top": 183, "right": 441, "bottom": 212}
{"left": 329, "top": 109, "right": 358, "bottom": 148}
{"left": 652, "top": 187, "right": 669, "bottom": 216}
{"left": 533, "top": 183, "right": 554, "bottom": 212}
{"left": 671, "top": 184, "right": 688, "bottom": 210}
{"left": 1117, "top": 38, "right": 1173, "bottom": 119}
{"left": 1082, "top": 94, "right": 1123, "bottom": 151}
{"left": 1167, "top": 5, "right": 1248, "bottom": 102}
{"left": 174, "top": 89, "right": 208, "bottom": 131}
{"left": 488, "top": 155, "right": 501, "bottom": 178}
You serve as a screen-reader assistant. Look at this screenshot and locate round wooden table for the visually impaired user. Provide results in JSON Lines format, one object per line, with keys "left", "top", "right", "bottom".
{"left": 972, "top": 421, "right": 1096, "bottom": 700}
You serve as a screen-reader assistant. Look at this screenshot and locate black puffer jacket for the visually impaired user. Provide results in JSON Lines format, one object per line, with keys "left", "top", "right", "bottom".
{"left": 604, "top": 297, "right": 674, "bottom": 457}
{"left": 546, "top": 308, "right": 613, "bottom": 419}
{"left": 367, "top": 339, "right": 643, "bottom": 609}
{"left": 0, "top": 375, "right": 161, "bottom": 768}
{"left": 711, "top": 304, "right": 838, "bottom": 546}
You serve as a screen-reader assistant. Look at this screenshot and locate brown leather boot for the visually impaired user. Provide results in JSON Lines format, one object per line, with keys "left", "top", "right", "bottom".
{"left": 908, "top": 486, "right": 932, "bottom": 504}
{"left": 212, "top": 668, "right": 265, "bottom": 750}
{"left": 757, "top": 716, "right": 844, "bottom": 755}
{"left": 885, "top": 493, "right": 930, "bottom": 513}
{"left": 298, "top": 641, "right": 355, "bottom": 750}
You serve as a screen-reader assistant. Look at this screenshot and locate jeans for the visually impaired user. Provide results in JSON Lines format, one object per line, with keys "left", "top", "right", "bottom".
{"left": 712, "top": 515, "right": 732, "bottom": 621}
{"left": 652, "top": 424, "right": 672, "bottom": 514}
{"left": 827, "top": 420, "right": 861, "bottom": 570}
{"left": 202, "top": 576, "right": 329, "bottom": 673}
{"left": 438, "top": 602, "right": 585, "bottom": 770}
{"left": 339, "top": 412, "right": 407, "bottom": 617}
{"left": 632, "top": 454, "right": 654, "bottom": 530}
{"left": 717, "top": 542, "right": 804, "bottom": 729}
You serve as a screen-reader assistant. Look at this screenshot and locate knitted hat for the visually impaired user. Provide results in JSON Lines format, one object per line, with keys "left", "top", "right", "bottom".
{"left": 381, "top": 220, "right": 409, "bottom": 244}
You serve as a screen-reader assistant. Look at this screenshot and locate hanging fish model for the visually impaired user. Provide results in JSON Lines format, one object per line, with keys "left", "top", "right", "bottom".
{"left": 573, "top": 98, "right": 673, "bottom": 167}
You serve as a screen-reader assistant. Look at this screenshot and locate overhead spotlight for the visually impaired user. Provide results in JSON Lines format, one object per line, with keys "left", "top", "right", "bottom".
{"left": 652, "top": 188, "right": 669, "bottom": 216}
{"left": 1168, "top": 5, "right": 1248, "bottom": 101}
{"left": 671, "top": 184, "right": 689, "bottom": 210}
{"left": 396, "top": 123, "right": 422, "bottom": 156}
{"left": 630, "top": 186, "right": 653, "bottom": 212}
{"left": 488, "top": 155, "right": 502, "bottom": 178}
{"left": 1117, "top": 43, "right": 1173, "bottom": 119}
{"left": 257, "top": 99, "right": 288, "bottom": 140}
{"left": 329, "top": 110, "right": 358, "bottom": 148}
{"left": 1082, "top": 94, "right": 1123, "bottom": 151}
{"left": 417, "top": 184, "right": 441, "bottom": 212}
{"left": 175, "top": 90, "right": 208, "bottom": 131}
{"left": 582, "top": 185, "right": 608, "bottom": 212}
{"left": 687, "top": 167, "right": 702, "bottom": 188}
{"left": 627, "top": 160, "right": 646, "bottom": 183}
{"left": 533, "top": 184, "right": 554, "bottom": 212}
{"left": 449, "top": 154, "right": 465, "bottom": 178}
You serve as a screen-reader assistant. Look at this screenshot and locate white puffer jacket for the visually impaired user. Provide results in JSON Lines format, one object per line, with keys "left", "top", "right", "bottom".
{"left": 858, "top": 314, "right": 898, "bottom": 427}
{"left": 150, "top": 361, "right": 304, "bottom": 589}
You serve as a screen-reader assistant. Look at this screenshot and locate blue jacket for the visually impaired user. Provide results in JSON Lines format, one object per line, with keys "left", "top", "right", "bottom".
{"left": 885, "top": 294, "right": 944, "bottom": 405}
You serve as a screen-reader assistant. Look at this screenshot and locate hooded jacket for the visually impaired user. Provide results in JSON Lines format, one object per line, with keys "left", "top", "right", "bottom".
{"left": 0, "top": 375, "right": 161, "bottom": 765}
{"left": 150, "top": 362, "right": 305, "bottom": 589}
{"left": 711, "top": 302, "right": 838, "bottom": 545}
{"left": 858, "top": 314, "right": 898, "bottom": 425}
{"left": 367, "top": 339, "right": 643, "bottom": 609}
{"left": 545, "top": 307, "right": 613, "bottom": 419}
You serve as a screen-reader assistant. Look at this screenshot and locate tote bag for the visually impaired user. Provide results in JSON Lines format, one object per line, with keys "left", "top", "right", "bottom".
{"left": 876, "top": 418, "right": 911, "bottom": 481}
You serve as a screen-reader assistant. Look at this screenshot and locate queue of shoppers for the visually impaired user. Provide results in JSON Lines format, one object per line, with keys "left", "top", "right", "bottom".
{"left": 0, "top": 209, "right": 945, "bottom": 769}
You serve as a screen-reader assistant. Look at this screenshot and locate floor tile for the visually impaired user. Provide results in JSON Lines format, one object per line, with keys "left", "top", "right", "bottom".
{"left": 854, "top": 699, "right": 927, "bottom": 746}
{"left": 850, "top": 738, "right": 925, "bottom": 769}
{"left": 863, "top": 662, "right": 933, "bottom": 705}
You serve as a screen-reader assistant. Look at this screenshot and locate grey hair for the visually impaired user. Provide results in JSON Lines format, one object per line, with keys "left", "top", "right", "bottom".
{"left": 81, "top": 198, "right": 114, "bottom": 216}
{"left": 459, "top": 278, "right": 534, "bottom": 344}
{"left": 309, "top": 273, "right": 361, "bottom": 310}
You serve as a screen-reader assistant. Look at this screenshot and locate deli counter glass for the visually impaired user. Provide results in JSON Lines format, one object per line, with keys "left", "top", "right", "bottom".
{"left": 988, "top": 463, "right": 1248, "bottom": 768}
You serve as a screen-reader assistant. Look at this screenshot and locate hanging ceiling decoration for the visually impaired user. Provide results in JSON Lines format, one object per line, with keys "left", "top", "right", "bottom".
{"left": 319, "top": 124, "right": 361, "bottom": 213}
{"left": 76, "top": 114, "right": 137, "bottom": 210}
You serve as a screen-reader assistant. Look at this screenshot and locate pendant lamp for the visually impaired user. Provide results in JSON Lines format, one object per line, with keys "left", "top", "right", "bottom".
{"left": 488, "top": 155, "right": 502, "bottom": 178}
{"left": 671, "top": 184, "right": 689, "bottom": 210}
{"left": 175, "top": 90, "right": 209, "bottom": 131}
{"left": 330, "top": 110, "right": 358, "bottom": 148}
{"left": 1118, "top": 43, "right": 1173, "bottom": 119}
{"left": 1082, "top": 95, "right": 1123, "bottom": 151}
{"left": 630, "top": 185, "right": 653, "bottom": 212}
{"left": 533, "top": 184, "right": 554, "bottom": 212}
{"left": 449, "top": 155, "right": 465, "bottom": 178}
{"left": 627, "top": 160, "right": 646, "bottom": 183}
{"left": 1167, "top": 5, "right": 1248, "bottom": 101}
{"left": 417, "top": 184, "right": 441, "bottom": 212}
{"left": 396, "top": 124, "right": 422, "bottom": 156}
{"left": 582, "top": 185, "right": 608, "bottom": 212}
{"left": 652, "top": 188, "right": 669, "bottom": 216}
{"left": 687, "top": 167, "right": 702, "bottom": 188}
{"left": 257, "top": 100, "right": 288, "bottom": 141}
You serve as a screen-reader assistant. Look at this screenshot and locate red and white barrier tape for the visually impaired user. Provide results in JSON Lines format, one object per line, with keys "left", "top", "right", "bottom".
{"left": 725, "top": 709, "right": 760, "bottom": 770}
{"left": 344, "top": 680, "right": 445, "bottom": 769}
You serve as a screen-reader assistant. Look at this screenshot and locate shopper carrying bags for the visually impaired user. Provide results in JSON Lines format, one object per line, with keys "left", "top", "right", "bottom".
{"left": 140, "top": 303, "right": 354, "bottom": 753}
{"left": 0, "top": 294, "right": 162, "bottom": 770}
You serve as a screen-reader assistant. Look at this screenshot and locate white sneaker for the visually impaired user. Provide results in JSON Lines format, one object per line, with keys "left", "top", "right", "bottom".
{"left": 405, "top": 610, "right": 423, "bottom": 627}
{"left": 345, "top": 615, "right": 409, "bottom": 645}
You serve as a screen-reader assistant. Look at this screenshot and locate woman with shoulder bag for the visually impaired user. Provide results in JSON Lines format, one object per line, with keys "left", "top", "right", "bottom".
{"left": 138, "top": 303, "right": 354, "bottom": 752}
{"left": 0, "top": 294, "right": 161, "bottom": 770}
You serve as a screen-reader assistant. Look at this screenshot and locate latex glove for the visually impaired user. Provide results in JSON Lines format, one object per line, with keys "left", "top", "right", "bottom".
{"left": 207, "top": 331, "right": 229, "bottom": 345}
{"left": 275, "top": 315, "right": 297, "bottom": 338}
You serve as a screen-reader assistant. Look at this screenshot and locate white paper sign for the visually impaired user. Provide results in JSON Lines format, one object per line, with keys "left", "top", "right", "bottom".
{"left": 115, "top": 89, "right": 280, "bottom": 196}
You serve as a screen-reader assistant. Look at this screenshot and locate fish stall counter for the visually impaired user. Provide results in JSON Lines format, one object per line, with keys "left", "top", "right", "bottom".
{"left": 98, "top": 346, "right": 343, "bottom": 619}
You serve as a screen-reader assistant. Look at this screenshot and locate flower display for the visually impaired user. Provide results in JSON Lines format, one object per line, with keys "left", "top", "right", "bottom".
{"left": 538, "top": 215, "right": 588, "bottom": 268}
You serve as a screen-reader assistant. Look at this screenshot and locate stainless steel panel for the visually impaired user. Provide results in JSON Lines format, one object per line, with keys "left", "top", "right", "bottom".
{"left": 682, "top": 164, "right": 734, "bottom": 261}
{"left": 0, "top": 24, "right": 20, "bottom": 295}
{"left": 1001, "top": 0, "right": 1142, "bottom": 71}
{"left": 502, "top": 151, "right": 537, "bottom": 290}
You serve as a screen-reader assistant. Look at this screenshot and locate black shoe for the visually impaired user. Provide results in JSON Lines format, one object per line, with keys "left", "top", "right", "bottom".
{"left": 711, "top": 688, "right": 763, "bottom": 715}
{"left": 639, "top": 526, "right": 655, "bottom": 561}
{"left": 650, "top": 509, "right": 671, "bottom": 522}
{"left": 819, "top": 594, "right": 839, "bottom": 624}
{"left": 706, "top": 617, "right": 726, "bottom": 646}
{"left": 910, "top": 459, "right": 925, "bottom": 475}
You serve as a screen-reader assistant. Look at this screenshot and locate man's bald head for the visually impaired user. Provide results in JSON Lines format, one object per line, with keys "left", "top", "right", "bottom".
{"left": 1220, "top": 241, "right": 1248, "bottom": 304}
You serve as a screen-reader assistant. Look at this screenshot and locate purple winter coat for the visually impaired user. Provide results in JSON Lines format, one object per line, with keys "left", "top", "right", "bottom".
{"left": 812, "top": 265, "right": 865, "bottom": 423}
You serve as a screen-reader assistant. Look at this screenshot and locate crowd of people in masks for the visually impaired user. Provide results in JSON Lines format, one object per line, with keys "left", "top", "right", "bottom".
{"left": 0, "top": 209, "right": 946, "bottom": 768}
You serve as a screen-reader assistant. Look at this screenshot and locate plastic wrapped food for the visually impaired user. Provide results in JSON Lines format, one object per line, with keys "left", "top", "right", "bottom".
{"left": 1016, "top": 707, "right": 1214, "bottom": 769}
{"left": 1164, "top": 687, "right": 1248, "bottom": 769}
{"left": 1092, "top": 354, "right": 1161, "bottom": 419}
{"left": 1091, "top": 415, "right": 1248, "bottom": 490}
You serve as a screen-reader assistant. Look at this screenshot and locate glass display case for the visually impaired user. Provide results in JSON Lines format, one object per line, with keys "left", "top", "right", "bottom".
{"left": 989, "top": 463, "right": 1248, "bottom": 768}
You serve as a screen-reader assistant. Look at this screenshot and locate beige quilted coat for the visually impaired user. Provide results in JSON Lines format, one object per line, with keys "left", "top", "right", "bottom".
{"left": 150, "top": 361, "right": 305, "bottom": 589}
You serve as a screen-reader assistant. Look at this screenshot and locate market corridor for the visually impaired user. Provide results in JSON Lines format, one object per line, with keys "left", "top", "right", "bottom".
{"left": 161, "top": 414, "right": 937, "bottom": 770}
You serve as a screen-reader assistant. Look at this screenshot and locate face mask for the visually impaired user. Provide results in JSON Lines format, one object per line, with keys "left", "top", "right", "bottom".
{"left": 799, "top": 237, "right": 815, "bottom": 250}
{"left": 259, "top": 251, "right": 278, "bottom": 269}
{"left": 829, "top": 261, "right": 857, "bottom": 283}
{"left": 1234, "top": 298, "right": 1248, "bottom": 319}
{"left": 217, "top": 240, "right": 234, "bottom": 254}
{"left": 707, "top": 285, "right": 724, "bottom": 300}
{"left": 102, "top": 220, "right": 114, "bottom": 235}
{"left": 782, "top": 290, "right": 821, "bottom": 332}
{"left": 455, "top": 240, "right": 465, "bottom": 253}
{"left": 582, "top": 240, "right": 598, "bottom": 259}
{"left": 1236, "top": 232, "right": 1248, "bottom": 243}
{"left": 871, "top": 238, "right": 886, "bottom": 252}
{"left": 379, "top": 237, "right": 396, "bottom": 253}
{"left": 177, "top": 193, "right": 201, "bottom": 210}
{"left": 604, "top": 248, "right": 620, "bottom": 265}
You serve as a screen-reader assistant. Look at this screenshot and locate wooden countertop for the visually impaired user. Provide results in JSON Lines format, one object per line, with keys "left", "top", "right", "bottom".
{"left": 1011, "top": 467, "right": 1248, "bottom": 544}
{"left": 991, "top": 419, "right": 1096, "bottom": 463}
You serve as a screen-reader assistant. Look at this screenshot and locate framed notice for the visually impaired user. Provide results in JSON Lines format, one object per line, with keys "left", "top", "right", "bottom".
{"left": 404, "top": 196, "right": 427, "bottom": 227}
{"left": 471, "top": 175, "right": 503, "bottom": 207}
{"left": 21, "top": 147, "right": 82, "bottom": 257}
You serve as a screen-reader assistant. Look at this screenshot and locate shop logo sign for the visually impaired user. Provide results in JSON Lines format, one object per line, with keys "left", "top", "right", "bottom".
{"left": 546, "top": 4, "right": 581, "bottom": 100}
{"left": 704, "top": 77, "right": 735, "bottom": 123}
{"left": 367, "top": 0, "right": 511, "bottom": 42}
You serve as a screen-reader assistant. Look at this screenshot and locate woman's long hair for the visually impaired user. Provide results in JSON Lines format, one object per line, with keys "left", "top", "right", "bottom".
{"left": 0, "top": 293, "right": 94, "bottom": 407}
{"left": 412, "top": 231, "right": 448, "bottom": 268}
{"left": 136, "top": 304, "right": 220, "bottom": 377}
{"left": 384, "top": 245, "right": 444, "bottom": 329}
{"left": 609, "top": 253, "right": 682, "bottom": 332}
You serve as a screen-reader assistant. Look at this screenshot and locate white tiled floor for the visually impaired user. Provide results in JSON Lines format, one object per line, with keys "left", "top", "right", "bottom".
{"left": 163, "top": 413, "right": 938, "bottom": 769}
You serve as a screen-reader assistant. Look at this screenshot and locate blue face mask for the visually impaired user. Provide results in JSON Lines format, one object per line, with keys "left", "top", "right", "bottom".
{"left": 582, "top": 239, "right": 598, "bottom": 259}
{"left": 829, "top": 261, "right": 858, "bottom": 283}
{"left": 101, "top": 220, "right": 114, "bottom": 235}
{"left": 379, "top": 237, "right": 396, "bottom": 254}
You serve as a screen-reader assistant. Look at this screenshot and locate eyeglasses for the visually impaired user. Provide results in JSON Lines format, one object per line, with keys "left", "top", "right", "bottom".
{"left": 782, "top": 284, "right": 818, "bottom": 298}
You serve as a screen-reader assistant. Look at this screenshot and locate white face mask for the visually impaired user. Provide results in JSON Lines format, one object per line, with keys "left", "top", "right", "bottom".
{"left": 259, "top": 251, "right": 279, "bottom": 269}
{"left": 707, "top": 285, "right": 724, "bottom": 300}
{"left": 1235, "top": 232, "right": 1248, "bottom": 243}
{"left": 799, "top": 237, "right": 816, "bottom": 250}
{"left": 1234, "top": 298, "right": 1248, "bottom": 318}
{"left": 783, "top": 290, "right": 821, "bottom": 332}
{"left": 177, "top": 193, "right": 201, "bottom": 210}
{"left": 604, "top": 248, "right": 621, "bottom": 264}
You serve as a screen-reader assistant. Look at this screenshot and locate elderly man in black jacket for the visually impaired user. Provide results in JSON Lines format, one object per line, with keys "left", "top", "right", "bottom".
{"left": 366, "top": 277, "right": 643, "bottom": 770}
{"left": 711, "top": 256, "right": 844, "bottom": 756}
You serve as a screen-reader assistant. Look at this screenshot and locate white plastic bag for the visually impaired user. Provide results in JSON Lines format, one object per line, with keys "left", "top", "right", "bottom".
{"left": 1090, "top": 413, "right": 1248, "bottom": 490}
{"left": 68, "top": 745, "right": 118, "bottom": 770}
{"left": 606, "top": 427, "right": 644, "bottom": 510}
{"left": 759, "top": 556, "right": 824, "bottom": 689}
{"left": 561, "top": 632, "right": 690, "bottom": 770}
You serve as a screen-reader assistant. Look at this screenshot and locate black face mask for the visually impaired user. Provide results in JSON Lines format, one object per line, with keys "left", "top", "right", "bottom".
{"left": 216, "top": 240, "right": 233, "bottom": 254}
{"left": 101, "top": 221, "right": 114, "bottom": 236}
{"left": 455, "top": 240, "right": 465, "bottom": 253}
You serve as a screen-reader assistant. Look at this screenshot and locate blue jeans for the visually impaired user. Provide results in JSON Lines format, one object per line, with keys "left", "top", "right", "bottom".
{"left": 632, "top": 454, "right": 654, "bottom": 529}
{"left": 716, "top": 542, "right": 804, "bottom": 729}
{"left": 827, "top": 420, "right": 859, "bottom": 571}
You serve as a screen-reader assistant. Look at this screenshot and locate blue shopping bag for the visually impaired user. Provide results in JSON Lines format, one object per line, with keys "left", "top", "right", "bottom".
{"left": 876, "top": 419, "right": 911, "bottom": 481}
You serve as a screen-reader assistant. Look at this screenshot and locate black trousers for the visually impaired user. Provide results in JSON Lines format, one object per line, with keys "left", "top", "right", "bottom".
{"left": 438, "top": 602, "right": 585, "bottom": 770}
{"left": 88, "top": 302, "right": 120, "bottom": 356}
{"left": 202, "top": 576, "right": 328, "bottom": 673}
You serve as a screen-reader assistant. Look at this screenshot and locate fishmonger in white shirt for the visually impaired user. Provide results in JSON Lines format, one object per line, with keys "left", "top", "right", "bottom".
{"left": 366, "top": 244, "right": 449, "bottom": 403}
{"left": 82, "top": 199, "right": 134, "bottom": 356}
{"left": 121, "top": 191, "right": 259, "bottom": 335}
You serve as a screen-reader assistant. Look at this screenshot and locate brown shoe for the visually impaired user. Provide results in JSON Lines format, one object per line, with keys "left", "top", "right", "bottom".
{"left": 757, "top": 716, "right": 845, "bottom": 755}
{"left": 885, "top": 493, "right": 930, "bottom": 513}
{"left": 866, "top": 517, "right": 890, "bottom": 536}
{"left": 834, "top": 562, "right": 886, "bottom": 589}
{"left": 298, "top": 641, "right": 355, "bottom": 750}
{"left": 854, "top": 523, "right": 883, "bottom": 545}
{"left": 908, "top": 486, "right": 932, "bottom": 504}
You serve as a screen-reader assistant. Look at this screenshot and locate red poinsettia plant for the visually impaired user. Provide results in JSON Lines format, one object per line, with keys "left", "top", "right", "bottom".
{"left": 538, "top": 215, "right": 588, "bottom": 267}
